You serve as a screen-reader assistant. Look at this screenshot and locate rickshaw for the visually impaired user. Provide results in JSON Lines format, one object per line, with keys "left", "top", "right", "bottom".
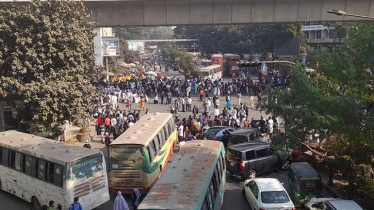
{"left": 288, "top": 162, "right": 323, "bottom": 207}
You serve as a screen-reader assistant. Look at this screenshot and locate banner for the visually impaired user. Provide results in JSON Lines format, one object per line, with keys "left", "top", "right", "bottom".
{"left": 102, "top": 37, "right": 120, "bottom": 57}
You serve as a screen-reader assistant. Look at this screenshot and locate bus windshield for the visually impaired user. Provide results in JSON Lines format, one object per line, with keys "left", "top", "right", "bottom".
{"left": 110, "top": 147, "right": 144, "bottom": 170}
{"left": 72, "top": 154, "right": 104, "bottom": 179}
{"left": 198, "top": 71, "right": 210, "bottom": 76}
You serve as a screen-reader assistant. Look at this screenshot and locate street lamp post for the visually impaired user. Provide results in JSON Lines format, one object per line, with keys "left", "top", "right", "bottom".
{"left": 327, "top": 9, "right": 374, "bottom": 19}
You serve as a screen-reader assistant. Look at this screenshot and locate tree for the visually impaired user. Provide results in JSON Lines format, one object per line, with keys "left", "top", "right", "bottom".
{"left": 263, "top": 23, "right": 374, "bottom": 207}
{"left": 0, "top": 0, "right": 97, "bottom": 135}
{"left": 165, "top": 49, "right": 195, "bottom": 78}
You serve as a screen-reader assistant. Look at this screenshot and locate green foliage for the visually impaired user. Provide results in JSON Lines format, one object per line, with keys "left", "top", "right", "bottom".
{"left": 0, "top": 0, "right": 97, "bottom": 135}
{"left": 173, "top": 24, "right": 302, "bottom": 55}
{"left": 264, "top": 23, "right": 374, "bottom": 205}
{"left": 164, "top": 49, "right": 194, "bottom": 77}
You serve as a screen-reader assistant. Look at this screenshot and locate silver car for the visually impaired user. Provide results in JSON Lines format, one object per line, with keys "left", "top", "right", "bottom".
{"left": 306, "top": 198, "right": 363, "bottom": 210}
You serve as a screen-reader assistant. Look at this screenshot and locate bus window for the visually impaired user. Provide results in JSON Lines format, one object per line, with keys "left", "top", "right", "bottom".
{"left": 201, "top": 197, "right": 209, "bottom": 210}
{"left": 15, "top": 152, "right": 22, "bottom": 171}
{"left": 38, "top": 159, "right": 46, "bottom": 180}
{"left": 158, "top": 132, "right": 165, "bottom": 147}
{"left": 24, "top": 155, "right": 33, "bottom": 176}
{"left": 147, "top": 144, "right": 156, "bottom": 162}
{"left": 46, "top": 162, "right": 55, "bottom": 183}
{"left": 163, "top": 127, "right": 169, "bottom": 139}
{"left": 153, "top": 138, "right": 160, "bottom": 154}
{"left": 9, "top": 150, "right": 16, "bottom": 168}
{"left": 54, "top": 164, "right": 63, "bottom": 187}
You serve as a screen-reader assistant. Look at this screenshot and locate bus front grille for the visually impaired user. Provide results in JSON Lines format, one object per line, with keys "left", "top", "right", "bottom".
{"left": 114, "top": 171, "right": 141, "bottom": 178}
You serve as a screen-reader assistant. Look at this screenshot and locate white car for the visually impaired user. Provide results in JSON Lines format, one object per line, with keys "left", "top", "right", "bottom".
{"left": 306, "top": 198, "right": 363, "bottom": 210}
{"left": 242, "top": 178, "right": 296, "bottom": 210}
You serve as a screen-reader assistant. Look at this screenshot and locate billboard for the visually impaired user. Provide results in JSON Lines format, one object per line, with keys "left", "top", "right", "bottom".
{"left": 102, "top": 37, "right": 120, "bottom": 57}
{"left": 274, "top": 38, "right": 300, "bottom": 56}
{"left": 128, "top": 41, "right": 144, "bottom": 52}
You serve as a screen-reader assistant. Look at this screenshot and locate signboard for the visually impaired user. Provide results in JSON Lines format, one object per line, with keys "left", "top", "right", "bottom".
{"left": 102, "top": 37, "right": 120, "bottom": 57}
{"left": 302, "top": 25, "right": 324, "bottom": 32}
{"left": 128, "top": 41, "right": 144, "bottom": 52}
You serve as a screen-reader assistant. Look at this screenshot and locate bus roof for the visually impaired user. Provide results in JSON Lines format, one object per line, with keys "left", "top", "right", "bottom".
{"left": 211, "top": 54, "right": 223, "bottom": 58}
{"left": 110, "top": 112, "right": 173, "bottom": 146}
{"left": 289, "top": 162, "right": 319, "bottom": 179}
{"left": 0, "top": 130, "right": 101, "bottom": 165}
{"left": 139, "top": 140, "right": 223, "bottom": 210}
{"left": 223, "top": 53, "right": 240, "bottom": 57}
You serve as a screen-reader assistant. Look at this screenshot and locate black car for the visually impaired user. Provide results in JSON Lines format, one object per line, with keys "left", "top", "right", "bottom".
{"left": 226, "top": 142, "right": 282, "bottom": 180}
{"left": 227, "top": 127, "right": 264, "bottom": 147}
{"left": 202, "top": 126, "right": 234, "bottom": 147}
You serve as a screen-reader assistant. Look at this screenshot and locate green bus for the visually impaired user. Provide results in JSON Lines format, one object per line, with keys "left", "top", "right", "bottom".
{"left": 108, "top": 112, "right": 177, "bottom": 194}
{"left": 288, "top": 162, "right": 323, "bottom": 207}
{"left": 138, "top": 140, "right": 226, "bottom": 210}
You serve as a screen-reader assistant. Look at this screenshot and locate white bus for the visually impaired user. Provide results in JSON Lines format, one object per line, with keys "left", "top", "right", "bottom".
{"left": 197, "top": 64, "right": 223, "bottom": 80}
{"left": 0, "top": 130, "right": 109, "bottom": 210}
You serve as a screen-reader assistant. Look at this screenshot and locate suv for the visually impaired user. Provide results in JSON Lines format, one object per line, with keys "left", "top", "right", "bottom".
{"left": 227, "top": 127, "right": 263, "bottom": 147}
{"left": 226, "top": 142, "right": 282, "bottom": 179}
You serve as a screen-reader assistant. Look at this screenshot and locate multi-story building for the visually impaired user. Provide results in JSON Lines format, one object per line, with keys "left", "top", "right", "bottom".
{"left": 302, "top": 23, "right": 346, "bottom": 52}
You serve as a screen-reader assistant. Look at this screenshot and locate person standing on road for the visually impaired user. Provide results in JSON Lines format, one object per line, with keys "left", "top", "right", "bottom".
{"left": 131, "top": 188, "right": 143, "bottom": 210}
{"left": 181, "top": 97, "right": 186, "bottom": 112}
{"left": 113, "top": 191, "right": 129, "bottom": 210}
{"left": 186, "top": 96, "right": 192, "bottom": 112}
{"left": 139, "top": 97, "right": 145, "bottom": 111}
{"left": 192, "top": 105, "right": 199, "bottom": 118}
{"left": 178, "top": 122, "right": 184, "bottom": 142}
{"left": 48, "top": 200, "right": 55, "bottom": 210}
{"left": 69, "top": 197, "right": 83, "bottom": 210}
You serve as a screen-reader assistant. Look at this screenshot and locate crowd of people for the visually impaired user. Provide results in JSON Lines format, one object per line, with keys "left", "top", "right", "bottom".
{"left": 92, "top": 68, "right": 282, "bottom": 145}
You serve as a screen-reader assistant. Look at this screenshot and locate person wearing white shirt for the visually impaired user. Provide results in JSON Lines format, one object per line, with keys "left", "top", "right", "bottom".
{"left": 178, "top": 123, "right": 184, "bottom": 142}
{"left": 268, "top": 117, "right": 274, "bottom": 137}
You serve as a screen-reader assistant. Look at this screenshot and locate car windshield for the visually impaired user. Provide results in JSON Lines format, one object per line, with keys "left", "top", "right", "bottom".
{"left": 204, "top": 129, "right": 221, "bottom": 137}
{"left": 261, "top": 191, "right": 290, "bottom": 204}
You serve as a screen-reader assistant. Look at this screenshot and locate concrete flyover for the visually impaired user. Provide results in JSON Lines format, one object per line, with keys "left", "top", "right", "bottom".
{"left": 1, "top": 0, "right": 374, "bottom": 26}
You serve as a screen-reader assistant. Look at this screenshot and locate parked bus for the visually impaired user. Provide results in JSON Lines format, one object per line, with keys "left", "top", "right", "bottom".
{"left": 0, "top": 130, "right": 109, "bottom": 210}
{"left": 138, "top": 140, "right": 226, "bottom": 210}
{"left": 200, "top": 59, "right": 212, "bottom": 67}
{"left": 197, "top": 64, "right": 223, "bottom": 80}
{"left": 108, "top": 112, "right": 177, "bottom": 194}
{"left": 223, "top": 54, "right": 240, "bottom": 76}
{"left": 211, "top": 54, "right": 224, "bottom": 66}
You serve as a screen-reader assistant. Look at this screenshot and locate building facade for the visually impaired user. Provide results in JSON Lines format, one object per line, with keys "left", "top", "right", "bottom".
{"left": 302, "top": 24, "right": 346, "bottom": 52}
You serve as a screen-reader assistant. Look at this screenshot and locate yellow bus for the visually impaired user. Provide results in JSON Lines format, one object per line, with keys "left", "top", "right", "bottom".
{"left": 0, "top": 130, "right": 109, "bottom": 210}
{"left": 138, "top": 140, "right": 226, "bottom": 210}
{"left": 198, "top": 64, "right": 223, "bottom": 80}
{"left": 108, "top": 112, "right": 177, "bottom": 194}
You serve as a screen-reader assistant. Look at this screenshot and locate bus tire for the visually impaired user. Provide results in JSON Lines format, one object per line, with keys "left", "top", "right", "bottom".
{"left": 31, "top": 196, "right": 42, "bottom": 210}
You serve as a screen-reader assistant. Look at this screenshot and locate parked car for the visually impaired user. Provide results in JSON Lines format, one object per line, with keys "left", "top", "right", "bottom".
{"left": 226, "top": 142, "right": 283, "bottom": 179}
{"left": 202, "top": 126, "right": 234, "bottom": 147}
{"left": 306, "top": 198, "right": 363, "bottom": 210}
{"left": 242, "top": 178, "right": 296, "bottom": 210}
{"left": 227, "top": 127, "right": 264, "bottom": 147}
